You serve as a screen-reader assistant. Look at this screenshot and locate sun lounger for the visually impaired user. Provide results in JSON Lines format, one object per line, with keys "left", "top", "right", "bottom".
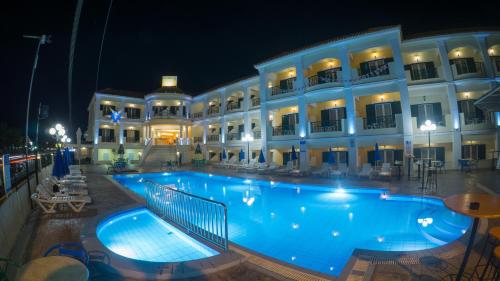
{"left": 275, "top": 161, "right": 294, "bottom": 174}
{"left": 357, "top": 163, "right": 373, "bottom": 178}
{"left": 331, "top": 163, "right": 348, "bottom": 177}
{"left": 311, "top": 163, "right": 331, "bottom": 177}
{"left": 40, "top": 181, "right": 90, "bottom": 198}
{"left": 31, "top": 193, "right": 89, "bottom": 213}
{"left": 377, "top": 163, "right": 392, "bottom": 177}
{"left": 49, "top": 177, "right": 87, "bottom": 189}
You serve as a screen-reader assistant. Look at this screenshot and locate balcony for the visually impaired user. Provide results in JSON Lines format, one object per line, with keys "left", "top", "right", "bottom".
{"left": 460, "top": 112, "right": 495, "bottom": 131}
{"left": 226, "top": 102, "right": 242, "bottom": 112}
{"left": 99, "top": 136, "right": 116, "bottom": 143}
{"left": 271, "top": 125, "right": 297, "bottom": 137}
{"left": 207, "top": 134, "right": 220, "bottom": 142}
{"left": 208, "top": 107, "right": 220, "bottom": 116}
{"left": 306, "top": 70, "right": 343, "bottom": 90}
{"left": 268, "top": 77, "right": 296, "bottom": 98}
{"left": 309, "top": 119, "right": 346, "bottom": 138}
{"left": 412, "top": 115, "right": 452, "bottom": 133}
{"left": 492, "top": 56, "right": 500, "bottom": 76}
{"left": 251, "top": 98, "right": 260, "bottom": 107}
{"left": 226, "top": 132, "right": 241, "bottom": 141}
{"left": 253, "top": 130, "right": 261, "bottom": 139}
{"left": 405, "top": 63, "right": 443, "bottom": 84}
{"left": 192, "top": 112, "right": 203, "bottom": 119}
{"left": 351, "top": 61, "right": 396, "bottom": 84}
{"left": 450, "top": 60, "right": 485, "bottom": 80}
{"left": 356, "top": 114, "right": 402, "bottom": 135}
{"left": 125, "top": 137, "right": 141, "bottom": 144}
{"left": 152, "top": 111, "right": 184, "bottom": 119}
{"left": 193, "top": 136, "right": 203, "bottom": 143}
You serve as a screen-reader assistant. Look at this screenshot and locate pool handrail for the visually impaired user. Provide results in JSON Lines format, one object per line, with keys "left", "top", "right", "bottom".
{"left": 143, "top": 180, "right": 229, "bottom": 252}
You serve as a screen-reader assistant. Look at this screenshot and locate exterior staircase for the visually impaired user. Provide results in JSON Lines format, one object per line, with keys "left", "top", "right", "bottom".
{"left": 140, "top": 144, "right": 192, "bottom": 167}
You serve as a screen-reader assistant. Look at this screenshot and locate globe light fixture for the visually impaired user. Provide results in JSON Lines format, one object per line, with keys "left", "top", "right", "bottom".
{"left": 55, "top": 123, "right": 62, "bottom": 131}
{"left": 48, "top": 124, "right": 70, "bottom": 145}
{"left": 49, "top": 128, "right": 56, "bottom": 135}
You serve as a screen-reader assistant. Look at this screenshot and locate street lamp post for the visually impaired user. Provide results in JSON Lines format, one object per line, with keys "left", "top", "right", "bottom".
{"left": 242, "top": 133, "right": 254, "bottom": 164}
{"left": 420, "top": 120, "right": 437, "bottom": 189}
{"left": 23, "top": 34, "right": 50, "bottom": 199}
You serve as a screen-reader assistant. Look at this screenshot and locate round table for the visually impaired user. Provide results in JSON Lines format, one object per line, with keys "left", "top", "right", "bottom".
{"left": 444, "top": 194, "right": 500, "bottom": 281}
{"left": 17, "top": 256, "right": 89, "bottom": 281}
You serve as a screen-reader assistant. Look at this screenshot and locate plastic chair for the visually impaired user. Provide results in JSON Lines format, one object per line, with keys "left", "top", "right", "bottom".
{"left": 44, "top": 242, "right": 89, "bottom": 266}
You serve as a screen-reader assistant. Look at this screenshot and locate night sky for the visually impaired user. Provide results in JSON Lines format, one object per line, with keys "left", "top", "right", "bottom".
{"left": 1, "top": 0, "right": 498, "bottom": 142}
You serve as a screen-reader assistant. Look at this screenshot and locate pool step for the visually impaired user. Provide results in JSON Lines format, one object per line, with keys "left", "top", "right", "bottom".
{"left": 417, "top": 209, "right": 469, "bottom": 245}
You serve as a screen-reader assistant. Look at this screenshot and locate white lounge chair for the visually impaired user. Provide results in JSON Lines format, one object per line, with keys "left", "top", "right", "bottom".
{"left": 37, "top": 183, "right": 91, "bottom": 202}
{"left": 259, "top": 161, "right": 279, "bottom": 174}
{"left": 357, "top": 163, "right": 373, "bottom": 178}
{"left": 49, "top": 177, "right": 87, "bottom": 189}
{"left": 331, "top": 163, "right": 348, "bottom": 177}
{"left": 377, "top": 163, "right": 392, "bottom": 177}
{"left": 31, "top": 193, "right": 89, "bottom": 213}
{"left": 312, "top": 163, "right": 331, "bottom": 177}
{"left": 276, "top": 161, "right": 294, "bottom": 174}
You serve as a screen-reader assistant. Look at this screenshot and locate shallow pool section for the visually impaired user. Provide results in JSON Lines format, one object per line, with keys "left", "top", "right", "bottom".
{"left": 113, "top": 172, "right": 471, "bottom": 276}
{"left": 97, "top": 207, "right": 218, "bottom": 262}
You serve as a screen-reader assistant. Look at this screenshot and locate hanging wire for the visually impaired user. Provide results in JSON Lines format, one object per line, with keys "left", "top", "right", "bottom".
{"left": 95, "top": 0, "right": 114, "bottom": 91}
{"left": 68, "top": 0, "right": 84, "bottom": 136}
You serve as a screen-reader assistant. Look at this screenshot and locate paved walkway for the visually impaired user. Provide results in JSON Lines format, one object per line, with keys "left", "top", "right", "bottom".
{"left": 9, "top": 164, "right": 500, "bottom": 281}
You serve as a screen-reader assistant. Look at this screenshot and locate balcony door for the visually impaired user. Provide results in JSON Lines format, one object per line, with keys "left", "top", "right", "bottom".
{"left": 405, "top": 62, "right": 437, "bottom": 80}
{"left": 458, "top": 99, "right": 485, "bottom": 124}
{"left": 410, "top": 103, "right": 443, "bottom": 127}
{"left": 320, "top": 107, "right": 345, "bottom": 127}
{"left": 366, "top": 102, "right": 401, "bottom": 128}
{"left": 359, "top": 58, "right": 393, "bottom": 76}
{"left": 450, "top": 58, "right": 477, "bottom": 75}
{"left": 281, "top": 113, "right": 299, "bottom": 130}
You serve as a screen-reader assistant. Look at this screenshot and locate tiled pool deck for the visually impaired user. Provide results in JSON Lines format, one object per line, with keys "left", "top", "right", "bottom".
{"left": 9, "top": 164, "right": 500, "bottom": 281}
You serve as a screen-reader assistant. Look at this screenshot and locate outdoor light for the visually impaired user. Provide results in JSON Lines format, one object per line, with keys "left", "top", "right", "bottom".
{"left": 58, "top": 128, "right": 66, "bottom": 136}
{"left": 414, "top": 55, "right": 420, "bottom": 62}
{"left": 55, "top": 123, "right": 62, "bottom": 131}
{"left": 242, "top": 133, "right": 254, "bottom": 164}
{"left": 49, "top": 128, "right": 56, "bottom": 135}
{"left": 48, "top": 123, "right": 69, "bottom": 145}
{"left": 66, "top": 138, "right": 71, "bottom": 143}
{"left": 420, "top": 120, "right": 437, "bottom": 132}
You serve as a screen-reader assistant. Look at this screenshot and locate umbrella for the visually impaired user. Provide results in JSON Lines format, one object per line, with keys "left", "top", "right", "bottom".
{"left": 117, "top": 144, "right": 125, "bottom": 156}
{"left": 239, "top": 149, "right": 245, "bottom": 161}
{"left": 258, "top": 150, "right": 266, "bottom": 163}
{"left": 291, "top": 145, "right": 297, "bottom": 161}
{"left": 52, "top": 149, "right": 67, "bottom": 179}
{"left": 195, "top": 143, "right": 202, "bottom": 154}
{"left": 222, "top": 148, "right": 227, "bottom": 160}
{"left": 62, "top": 148, "right": 70, "bottom": 175}
{"left": 374, "top": 143, "right": 381, "bottom": 166}
{"left": 64, "top": 147, "right": 73, "bottom": 166}
{"left": 328, "top": 147, "right": 336, "bottom": 165}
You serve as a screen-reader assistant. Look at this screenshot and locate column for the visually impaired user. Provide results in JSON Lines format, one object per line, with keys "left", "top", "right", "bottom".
{"left": 437, "top": 40, "right": 453, "bottom": 81}
{"left": 185, "top": 101, "right": 190, "bottom": 119}
{"left": 294, "top": 57, "right": 309, "bottom": 170}
{"left": 119, "top": 122, "right": 124, "bottom": 144}
{"left": 92, "top": 97, "right": 100, "bottom": 164}
{"left": 243, "top": 86, "right": 251, "bottom": 137}
{"left": 446, "top": 84, "right": 462, "bottom": 169}
{"left": 475, "top": 35, "right": 494, "bottom": 78}
{"left": 203, "top": 97, "right": 208, "bottom": 118}
{"left": 179, "top": 125, "right": 184, "bottom": 145}
{"left": 339, "top": 48, "right": 356, "bottom": 135}
{"left": 258, "top": 70, "right": 268, "bottom": 159}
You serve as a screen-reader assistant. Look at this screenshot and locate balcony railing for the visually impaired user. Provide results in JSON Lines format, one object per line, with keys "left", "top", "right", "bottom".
{"left": 307, "top": 71, "right": 341, "bottom": 87}
{"left": 270, "top": 86, "right": 294, "bottom": 96}
{"left": 363, "top": 115, "right": 396, "bottom": 129}
{"left": 463, "top": 117, "right": 491, "bottom": 126}
{"left": 451, "top": 61, "right": 485, "bottom": 78}
{"left": 310, "top": 120, "right": 342, "bottom": 133}
{"left": 153, "top": 112, "right": 183, "bottom": 119}
{"left": 192, "top": 112, "right": 203, "bottom": 119}
{"left": 405, "top": 63, "right": 439, "bottom": 81}
{"left": 207, "top": 134, "right": 220, "bottom": 142}
{"left": 100, "top": 137, "right": 116, "bottom": 143}
{"left": 272, "top": 126, "right": 296, "bottom": 136}
{"left": 251, "top": 98, "right": 260, "bottom": 107}
{"left": 226, "top": 102, "right": 241, "bottom": 112}
{"left": 125, "top": 137, "right": 141, "bottom": 143}
{"left": 193, "top": 136, "right": 203, "bottom": 143}
{"left": 253, "top": 130, "right": 261, "bottom": 139}
{"left": 226, "top": 132, "right": 241, "bottom": 141}
{"left": 208, "top": 107, "right": 220, "bottom": 116}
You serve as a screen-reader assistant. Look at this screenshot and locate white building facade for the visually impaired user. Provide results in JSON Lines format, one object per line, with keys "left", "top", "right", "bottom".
{"left": 82, "top": 26, "right": 500, "bottom": 171}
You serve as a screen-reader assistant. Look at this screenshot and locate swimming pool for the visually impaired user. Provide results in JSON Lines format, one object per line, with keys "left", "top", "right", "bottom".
{"left": 113, "top": 172, "right": 471, "bottom": 276}
{"left": 97, "top": 207, "right": 218, "bottom": 262}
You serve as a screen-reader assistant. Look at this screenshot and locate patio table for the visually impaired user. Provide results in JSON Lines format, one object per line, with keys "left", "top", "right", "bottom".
{"left": 444, "top": 194, "right": 500, "bottom": 281}
{"left": 17, "top": 256, "right": 89, "bottom": 281}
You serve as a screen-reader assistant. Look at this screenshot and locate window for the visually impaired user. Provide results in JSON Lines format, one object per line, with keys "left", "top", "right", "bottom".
{"left": 462, "top": 144, "right": 486, "bottom": 160}
{"left": 359, "top": 58, "right": 393, "bottom": 76}
{"left": 321, "top": 151, "right": 349, "bottom": 164}
{"left": 279, "top": 77, "right": 296, "bottom": 91}
{"left": 405, "top": 62, "right": 437, "bottom": 80}
{"left": 281, "top": 113, "right": 299, "bottom": 130}
{"left": 410, "top": 103, "right": 444, "bottom": 127}
{"left": 98, "top": 128, "right": 115, "bottom": 142}
{"left": 413, "top": 147, "right": 445, "bottom": 162}
{"left": 125, "top": 107, "right": 141, "bottom": 119}
{"left": 365, "top": 102, "right": 401, "bottom": 128}
{"left": 100, "top": 104, "right": 116, "bottom": 115}
{"left": 282, "top": 151, "right": 300, "bottom": 166}
{"left": 320, "top": 107, "right": 346, "bottom": 127}
{"left": 367, "top": 150, "right": 403, "bottom": 165}
{"left": 450, "top": 58, "right": 477, "bottom": 75}
{"left": 458, "top": 99, "right": 486, "bottom": 125}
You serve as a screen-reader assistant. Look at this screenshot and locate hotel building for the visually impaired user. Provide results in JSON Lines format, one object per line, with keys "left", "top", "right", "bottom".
{"left": 81, "top": 26, "right": 500, "bottom": 171}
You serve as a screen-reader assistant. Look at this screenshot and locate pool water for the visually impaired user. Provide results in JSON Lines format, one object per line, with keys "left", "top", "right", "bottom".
{"left": 113, "top": 172, "right": 471, "bottom": 276}
{"left": 97, "top": 208, "right": 218, "bottom": 262}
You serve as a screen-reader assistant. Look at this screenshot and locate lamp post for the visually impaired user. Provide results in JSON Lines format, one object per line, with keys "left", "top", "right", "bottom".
{"left": 242, "top": 133, "right": 254, "bottom": 164}
{"left": 22, "top": 34, "right": 50, "bottom": 199}
{"left": 420, "top": 120, "right": 437, "bottom": 189}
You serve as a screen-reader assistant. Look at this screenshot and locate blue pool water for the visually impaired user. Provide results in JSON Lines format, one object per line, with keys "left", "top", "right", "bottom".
{"left": 97, "top": 207, "right": 218, "bottom": 262}
{"left": 113, "top": 172, "right": 471, "bottom": 276}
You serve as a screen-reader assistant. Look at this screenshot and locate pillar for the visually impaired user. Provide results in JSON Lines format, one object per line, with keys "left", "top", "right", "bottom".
{"left": 447, "top": 84, "right": 462, "bottom": 169}
{"left": 475, "top": 35, "right": 495, "bottom": 78}
{"left": 258, "top": 70, "right": 268, "bottom": 159}
{"left": 243, "top": 86, "right": 251, "bottom": 137}
{"left": 437, "top": 40, "right": 453, "bottom": 81}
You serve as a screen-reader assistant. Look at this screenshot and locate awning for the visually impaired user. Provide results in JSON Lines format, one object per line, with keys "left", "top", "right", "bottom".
{"left": 474, "top": 86, "right": 500, "bottom": 112}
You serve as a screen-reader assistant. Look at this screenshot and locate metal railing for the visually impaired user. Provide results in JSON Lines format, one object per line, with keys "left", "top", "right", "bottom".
{"left": 272, "top": 125, "right": 296, "bottom": 136}
{"left": 363, "top": 115, "right": 396, "bottom": 129}
{"left": 144, "top": 180, "right": 229, "bottom": 251}
{"left": 192, "top": 112, "right": 203, "bottom": 119}
{"left": 251, "top": 98, "right": 260, "bottom": 107}
{"left": 226, "top": 132, "right": 241, "bottom": 141}
{"left": 310, "top": 120, "right": 342, "bottom": 133}
{"left": 253, "top": 130, "right": 261, "bottom": 139}
{"left": 193, "top": 136, "right": 203, "bottom": 143}
{"left": 207, "top": 134, "right": 220, "bottom": 142}
{"left": 208, "top": 107, "right": 220, "bottom": 115}
{"left": 226, "top": 103, "right": 241, "bottom": 111}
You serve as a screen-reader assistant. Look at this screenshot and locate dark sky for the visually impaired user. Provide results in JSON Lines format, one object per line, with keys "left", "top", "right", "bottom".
{"left": 1, "top": 0, "right": 498, "bottom": 142}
